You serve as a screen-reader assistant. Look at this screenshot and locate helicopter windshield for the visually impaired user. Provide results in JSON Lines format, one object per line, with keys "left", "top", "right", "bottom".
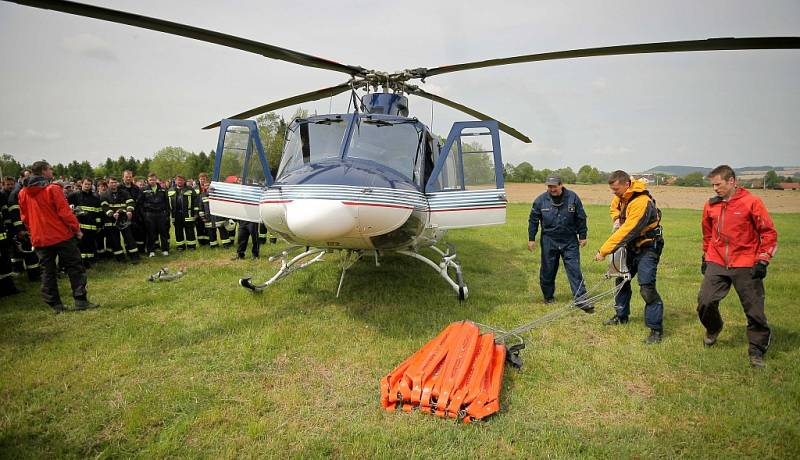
{"left": 346, "top": 116, "right": 422, "bottom": 181}
{"left": 277, "top": 116, "right": 347, "bottom": 177}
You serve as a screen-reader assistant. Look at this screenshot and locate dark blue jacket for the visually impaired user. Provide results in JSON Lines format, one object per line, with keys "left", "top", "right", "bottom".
{"left": 528, "top": 187, "right": 587, "bottom": 242}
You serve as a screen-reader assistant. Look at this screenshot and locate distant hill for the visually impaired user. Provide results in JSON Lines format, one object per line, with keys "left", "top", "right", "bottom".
{"left": 644, "top": 165, "right": 799, "bottom": 177}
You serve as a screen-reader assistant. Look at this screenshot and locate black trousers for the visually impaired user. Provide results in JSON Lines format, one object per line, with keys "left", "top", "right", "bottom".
{"left": 35, "top": 237, "right": 87, "bottom": 305}
{"left": 77, "top": 229, "right": 97, "bottom": 264}
{"left": 173, "top": 217, "right": 197, "bottom": 249}
{"left": 236, "top": 221, "right": 260, "bottom": 257}
{"left": 697, "top": 262, "right": 771, "bottom": 356}
{"left": 0, "top": 239, "right": 18, "bottom": 296}
{"left": 107, "top": 226, "right": 139, "bottom": 260}
{"left": 144, "top": 212, "right": 170, "bottom": 253}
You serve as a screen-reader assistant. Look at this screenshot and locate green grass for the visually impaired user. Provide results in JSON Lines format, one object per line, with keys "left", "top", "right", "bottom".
{"left": 1, "top": 205, "right": 798, "bottom": 458}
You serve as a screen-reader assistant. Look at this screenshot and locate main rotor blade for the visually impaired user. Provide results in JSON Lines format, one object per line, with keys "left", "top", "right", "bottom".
{"left": 421, "top": 37, "right": 800, "bottom": 78}
{"left": 6, "top": 0, "right": 366, "bottom": 77}
{"left": 407, "top": 88, "right": 531, "bottom": 143}
{"left": 203, "top": 82, "right": 353, "bottom": 130}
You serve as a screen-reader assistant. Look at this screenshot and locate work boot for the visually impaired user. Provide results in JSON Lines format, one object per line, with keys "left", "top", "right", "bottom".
{"left": 74, "top": 299, "right": 100, "bottom": 311}
{"left": 49, "top": 303, "right": 69, "bottom": 314}
{"left": 544, "top": 297, "right": 555, "bottom": 304}
{"left": 231, "top": 253, "right": 245, "bottom": 261}
{"left": 603, "top": 316, "right": 628, "bottom": 326}
{"left": 576, "top": 301, "right": 595, "bottom": 314}
{"left": 644, "top": 329, "right": 663, "bottom": 344}
{"left": 162, "top": 251, "right": 169, "bottom": 257}
{"left": 749, "top": 353, "right": 765, "bottom": 369}
{"left": 149, "top": 252, "right": 156, "bottom": 258}
{"left": 704, "top": 326, "right": 722, "bottom": 347}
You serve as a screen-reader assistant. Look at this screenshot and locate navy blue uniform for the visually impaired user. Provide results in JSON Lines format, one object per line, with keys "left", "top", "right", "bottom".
{"left": 528, "top": 188, "right": 588, "bottom": 303}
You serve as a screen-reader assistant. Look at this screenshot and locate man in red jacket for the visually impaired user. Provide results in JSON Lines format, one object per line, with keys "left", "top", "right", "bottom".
{"left": 698, "top": 164, "right": 778, "bottom": 368}
{"left": 18, "top": 161, "right": 99, "bottom": 313}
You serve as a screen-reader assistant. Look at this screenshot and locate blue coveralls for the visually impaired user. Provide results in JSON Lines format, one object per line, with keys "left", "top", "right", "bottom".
{"left": 528, "top": 188, "right": 588, "bottom": 302}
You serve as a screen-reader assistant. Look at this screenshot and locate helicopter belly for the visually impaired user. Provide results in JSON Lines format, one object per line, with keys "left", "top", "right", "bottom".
{"left": 260, "top": 185, "right": 426, "bottom": 249}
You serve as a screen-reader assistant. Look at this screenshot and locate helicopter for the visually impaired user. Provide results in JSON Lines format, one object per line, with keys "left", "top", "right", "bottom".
{"left": 5, "top": 0, "right": 799, "bottom": 299}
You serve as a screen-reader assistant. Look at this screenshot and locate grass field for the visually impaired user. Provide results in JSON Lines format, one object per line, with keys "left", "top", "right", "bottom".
{"left": 1, "top": 204, "right": 798, "bottom": 458}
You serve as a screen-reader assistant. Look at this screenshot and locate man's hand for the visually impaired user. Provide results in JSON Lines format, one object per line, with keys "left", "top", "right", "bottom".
{"left": 594, "top": 251, "right": 605, "bottom": 262}
{"left": 752, "top": 261, "right": 768, "bottom": 280}
{"left": 613, "top": 219, "right": 621, "bottom": 230}
{"left": 18, "top": 230, "right": 28, "bottom": 239}
{"left": 527, "top": 241, "right": 536, "bottom": 252}
{"left": 76, "top": 231, "right": 83, "bottom": 240}
{"left": 579, "top": 239, "right": 587, "bottom": 248}
{"left": 126, "top": 211, "right": 133, "bottom": 220}
{"left": 701, "top": 257, "right": 707, "bottom": 275}
{"left": 113, "top": 211, "right": 119, "bottom": 220}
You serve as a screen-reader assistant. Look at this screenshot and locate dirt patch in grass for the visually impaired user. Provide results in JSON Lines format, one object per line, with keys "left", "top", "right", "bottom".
{"left": 505, "top": 184, "right": 800, "bottom": 213}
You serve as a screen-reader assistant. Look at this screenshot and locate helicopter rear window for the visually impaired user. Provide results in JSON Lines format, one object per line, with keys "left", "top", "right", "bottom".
{"left": 277, "top": 118, "right": 347, "bottom": 177}
{"left": 346, "top": 118, "right": 422, "bottom": 181}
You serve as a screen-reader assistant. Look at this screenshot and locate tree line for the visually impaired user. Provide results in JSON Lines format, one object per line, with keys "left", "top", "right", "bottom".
{"left": 503, "top": 162, "right": 607, "bottom": 184}
{"left": 0, "top": 111, "right": 294, "bottom": 181}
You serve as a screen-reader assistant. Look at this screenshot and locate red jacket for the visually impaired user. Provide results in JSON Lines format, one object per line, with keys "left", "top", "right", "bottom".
{"left": 18, "top": 176, "right": 80, "bottom": 248}
{"left": 702, "top": 187, "right": 778, "bottom": 268}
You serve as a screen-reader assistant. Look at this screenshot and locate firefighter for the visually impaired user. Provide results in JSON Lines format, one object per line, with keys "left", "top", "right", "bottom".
{"left": 94, "top": 180, "right": 113, "bottom": 260}
{"left": 100, "top": 176, "right": 140, "bottom": 262}
{"left": 196, "top": 173, "right": 231, "bottom": 249}
{"left": 0, "top": 182, "right": 20, "bottom": 297}
{"left": 67, "top": 177, "right": 103, "bottom": 268}
{"left": 6, "top": 169, "right": 40, "bottom": 281}
{"left": 168, "top": 175, "right": 199, "bottom": 251}
{"left": 137, "top": 172, "right": 171, "bottom": 257}
{"left": 121, "top": 170, "right": 145, "bottom": 254}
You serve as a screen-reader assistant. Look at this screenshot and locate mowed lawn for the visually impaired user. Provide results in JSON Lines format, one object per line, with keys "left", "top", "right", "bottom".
{"left": 1, "top": 204, "right": 798, "bottom": 458}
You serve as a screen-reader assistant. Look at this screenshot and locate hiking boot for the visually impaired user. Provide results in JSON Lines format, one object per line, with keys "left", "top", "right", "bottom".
{"left": 603, "top": 316, "right": 628, "bottom": 326}
{"left": 704, "top": 327, "right": 722, "bottom": 347}
{"left": 74, "top": 299, "right": 100, "bottom": 311}
{"left": 162, "top": 251, "right": 169, "bottom": 257}
{"left": 231, "top": 253, "right": 245, "bottom": 261}
{"left": 576, "top": 301, "right": 595, "bottom": 314}
{"left": 749, "top": 353, "right": 765, "bottom": 369}
{"left": 644, "top": 329, "right": 663, "bottom": 345}
{"left": 149, "top": 252, "right": 156, "bottom": 258}
{"left": 544, "top": 297, "right": 555, "bottom": 304}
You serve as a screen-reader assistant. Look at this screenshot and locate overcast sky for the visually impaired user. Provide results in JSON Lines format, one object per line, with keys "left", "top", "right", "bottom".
{"left": 1, "top": 0, "right": 798, "bottom": 173}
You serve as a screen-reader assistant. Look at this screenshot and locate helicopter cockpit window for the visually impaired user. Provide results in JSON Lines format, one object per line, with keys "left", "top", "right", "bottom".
{"left": 277, "top": 117, "right": 346, "bottom": 178}
{"left": 218, "top": 126, "right": 249, "bottom": 183}
{"left": 346, "top": 117, "right": 422, "bottom": 182}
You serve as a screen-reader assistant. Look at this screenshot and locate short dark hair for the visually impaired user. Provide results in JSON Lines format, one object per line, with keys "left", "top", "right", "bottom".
{"left": 175, "top": 174, "right": 185, "bottom": 180}
{"left": 198, "top": 172, "right": 208, "bottom": 179}
{"left": 31, "top": 161, "right": 51, "bottom": 176}
{"left": 81, "top": 177, "right": 93, "bottom": 183}
{"left": 107, "top": 176, "right": 118, "bottom": 182}
{"left": 3, "top": 176, "right": 14, "bottom": 182}
{"left": 147, "top": 172, "right": 157, "bottom": 179}
{"left": 608, "top": 170, "right": 631, "bottom": 185}
{"left": 708, "top": 165, "right": 736, "bottom": 181}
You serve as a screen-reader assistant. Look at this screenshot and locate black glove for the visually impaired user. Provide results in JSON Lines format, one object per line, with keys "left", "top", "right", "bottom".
{"left": 752, "top": 261, "right": 768, "bottom": 280}
{"left": 701, "top": 257, "right": 707, "bottom": 275}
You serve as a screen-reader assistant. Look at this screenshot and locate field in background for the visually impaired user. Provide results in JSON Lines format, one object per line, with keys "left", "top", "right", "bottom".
{"left": 1, "top": 205, "right": 798, "bottom": 458}
{"left": 505, "top": 183, "right": 800, "bottom": 213}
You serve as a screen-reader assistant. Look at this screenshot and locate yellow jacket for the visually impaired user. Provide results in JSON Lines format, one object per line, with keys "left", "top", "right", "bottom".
{"left": 599, "top": 180, "right": 661, "bottom": 256}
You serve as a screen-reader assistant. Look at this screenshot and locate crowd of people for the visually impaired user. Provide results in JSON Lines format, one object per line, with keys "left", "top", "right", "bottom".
{"left": 0, "top": 161, "right": 273, "bottom": 307}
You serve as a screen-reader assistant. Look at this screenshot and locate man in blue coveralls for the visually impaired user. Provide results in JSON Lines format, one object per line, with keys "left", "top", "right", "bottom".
{"left": 527, "top": 175, "right": 593, "bottom": 312}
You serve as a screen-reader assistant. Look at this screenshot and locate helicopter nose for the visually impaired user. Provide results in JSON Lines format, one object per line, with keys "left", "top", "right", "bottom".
{"left": 286, "top": 199, "right": 356, "bottom": 240}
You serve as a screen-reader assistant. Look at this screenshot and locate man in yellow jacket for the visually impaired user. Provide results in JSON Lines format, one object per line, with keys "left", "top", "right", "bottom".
{"left": 594, "top": 170, "right": 664, "bottom": 344}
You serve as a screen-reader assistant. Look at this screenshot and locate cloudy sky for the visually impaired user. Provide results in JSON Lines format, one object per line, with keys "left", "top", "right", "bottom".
{"left": 1, "top": 0, "right": 798, "bottom": 172}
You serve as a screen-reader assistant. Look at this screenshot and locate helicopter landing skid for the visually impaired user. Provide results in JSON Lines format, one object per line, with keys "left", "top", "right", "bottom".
{"left": 396, "top": 245, "right": 468, "bottom": 300}
{"left": 240, "top": 247, "right": 327, "bottom": 292}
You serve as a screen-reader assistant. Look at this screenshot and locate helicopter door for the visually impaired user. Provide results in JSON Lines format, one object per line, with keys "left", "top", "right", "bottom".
{"left": 208, "top": 119, "right": 272, "bottom": 222}
{"left": 425, "top": 121, "right": 506, "bottom": 229}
